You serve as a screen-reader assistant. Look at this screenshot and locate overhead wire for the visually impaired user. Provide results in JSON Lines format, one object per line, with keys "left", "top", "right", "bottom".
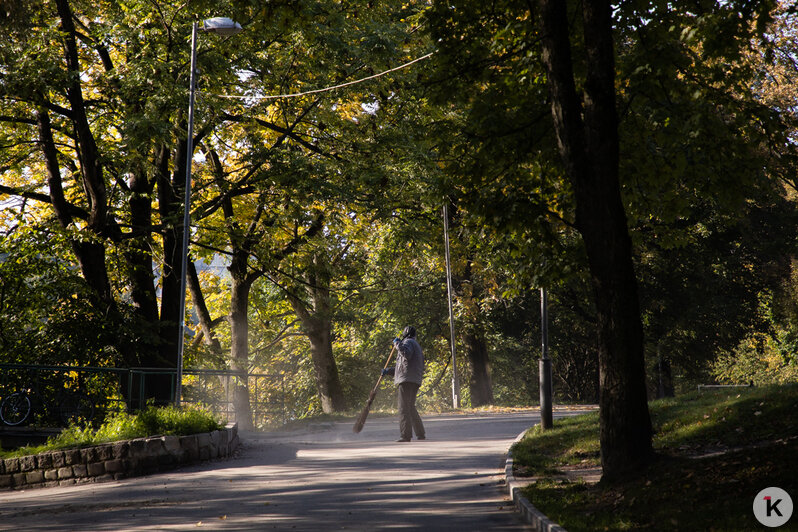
{"left": 205, "top": 51, "right": 435, "bottom": 101}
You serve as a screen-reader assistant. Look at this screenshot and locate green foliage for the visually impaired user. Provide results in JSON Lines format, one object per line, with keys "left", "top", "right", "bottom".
{"left": 712, "top": 330, "right": 798, "bottom": 386}
{"left": 0, "top": 226, "right": 124, "bottom": 366}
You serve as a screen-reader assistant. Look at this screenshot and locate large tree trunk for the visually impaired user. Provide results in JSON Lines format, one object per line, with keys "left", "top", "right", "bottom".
{"left": 229, "top": 269, "right": 254, "bottom": 430}
{"left": 460, "top": 257, "right": 494, "bottom": 407}
{"left": 304, "top": 316, "right": 346, "bottom": 414}
{"left": 287, "top": 256, "right": 346, "bottom": 414}
{"left": 539, "top": 0, "right": 653, "bottom": 480}
{"left": 464, "top": 331, "right": 494, "bottom": 407}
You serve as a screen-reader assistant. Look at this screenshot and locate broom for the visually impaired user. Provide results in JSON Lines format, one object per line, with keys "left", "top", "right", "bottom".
{"left": 353, "top": 343, "right": 397, "bottom": 433}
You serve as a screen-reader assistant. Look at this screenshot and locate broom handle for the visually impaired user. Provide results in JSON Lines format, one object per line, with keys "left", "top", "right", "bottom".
{"left": 371, "top": 343, "right": 397, "bottom": 395}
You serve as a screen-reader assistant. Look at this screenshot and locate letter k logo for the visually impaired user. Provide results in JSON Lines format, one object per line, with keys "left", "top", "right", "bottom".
{"left": 764, "top": 496, "right": 783, "bottom": 518}
{"left": 754, "top": 488, "right": 792, "bottom": 527}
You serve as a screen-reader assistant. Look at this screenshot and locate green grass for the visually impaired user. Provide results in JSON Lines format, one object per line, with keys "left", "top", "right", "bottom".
{"left": 1, "top": 405, "right": 223, "bottom": 459}
{"left": 512, "top": 384, "right": 798, "bottom": 531}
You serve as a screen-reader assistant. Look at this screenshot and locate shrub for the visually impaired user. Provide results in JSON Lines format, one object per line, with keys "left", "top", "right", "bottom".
{"left": 1, "top": 405, "right": 223, "bottom": 458}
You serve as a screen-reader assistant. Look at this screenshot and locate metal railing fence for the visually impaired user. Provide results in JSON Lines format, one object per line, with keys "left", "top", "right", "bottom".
{"left": 0, "top": 364, "right": 288, "bottom": 427}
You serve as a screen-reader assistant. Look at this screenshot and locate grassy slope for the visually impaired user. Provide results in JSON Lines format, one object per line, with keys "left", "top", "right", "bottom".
{"left": 513, "top": 384, "right": 798, "bottom": 531}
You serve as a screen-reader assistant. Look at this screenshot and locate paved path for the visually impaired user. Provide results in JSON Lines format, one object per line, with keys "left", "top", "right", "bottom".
{"left": 0, "top": 410, "right": 566, "bottom": 531}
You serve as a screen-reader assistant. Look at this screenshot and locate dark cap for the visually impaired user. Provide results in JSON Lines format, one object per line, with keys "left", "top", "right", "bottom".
{"left": 402, "top": 326, "right": 416, "bottom": 339}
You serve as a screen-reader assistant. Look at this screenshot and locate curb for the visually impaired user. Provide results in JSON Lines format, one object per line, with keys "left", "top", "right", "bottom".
{"left": 505, "top": 428, "right": 567, "bottom": 532}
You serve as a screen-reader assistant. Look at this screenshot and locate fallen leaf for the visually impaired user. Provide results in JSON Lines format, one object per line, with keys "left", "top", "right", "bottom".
{"left": 219, "top": 516, "right": 227, "bottom": 520}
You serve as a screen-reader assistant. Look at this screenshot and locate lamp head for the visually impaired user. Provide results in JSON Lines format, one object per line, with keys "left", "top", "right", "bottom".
{"left": 202, "top": 17, "right": 243, "bottom": 36}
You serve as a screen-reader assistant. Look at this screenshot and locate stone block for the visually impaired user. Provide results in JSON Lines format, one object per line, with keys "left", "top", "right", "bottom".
{"left": 80, "top": 447, "right": 96, "bottom": 464}
{"left": 51, "top": 451, "right": 66, "bottom": 468}
{"left": 87, "top": 462, "right": 105, "bottom": 477}
{"left": 197, "top": 432, "right": 211, "bottom": 449}
{"left": 217, "top": 429, "right": 229, "bottom": 447}
{"left": 4, "top": 458, "right": 19, "bottom": 474}
{"left": 199, "top": 447, "right": 210, "bottom": 461}
{"left": 104, "top": 459, "right": 124, "bottom": 474}
{"left": 145, "top": 437, "right": 164, "bottom": 456}
{"left": 12, "top": 473, "right": 26, "bottom": 486}
{"left": 180, "top": 435, "right": 199, "bottom": 461}
{"left": 96, "top": 473, "right": 114, "bottom": 483}
{"left": 44, "top": 469, "right": 58, "bottom": 481}
{"left": 58, "top": 467, "right": 74, "bottom": 480}
{"left": 64, "top": 449, "right": 81, "bottom": 466}
{"left": 112, "top": 441, "right": 129, "bottom": 459}
{"left": 19, "top": 456, "right": 35, "bottom": 472}
{"left": 36, "top": 453, "right": 53, "bottom": 470}
{"left": 163, "top": 435, "right": 181, "bottom": 453}
{"left": 129, "top": 438, "right": 146, "bottom": 458}
{"left": 72, "top": 464, "right": 88, "bottom": 478}
{"left": 0, "top": 475, "right": 11, "bottom": 488}
{"left": 157, "top": 453, "right": 174, "bottom": 466}
{"left": 25, "top": 471, "right": 44, "bottom": 485}
{"left": 171, "top": 448, "right": 188, "bottom": 464}
{"left": 97, "top": 445, "right": 113, "bottom": 461}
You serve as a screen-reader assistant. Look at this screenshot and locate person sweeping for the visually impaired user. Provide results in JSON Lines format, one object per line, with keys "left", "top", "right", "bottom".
{"left": 382, "top": 326, "right": 426, "bottom": 442}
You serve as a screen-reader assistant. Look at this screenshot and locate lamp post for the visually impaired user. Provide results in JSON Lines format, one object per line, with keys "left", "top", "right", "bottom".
{"left": 442, "top": 203, "right": 461, "bottom": 408}
{"left": 176, "top": 17, "right": 242, "bottom": 407}
{"left": 539, "top": 286, "right": 553, "bottom": 429}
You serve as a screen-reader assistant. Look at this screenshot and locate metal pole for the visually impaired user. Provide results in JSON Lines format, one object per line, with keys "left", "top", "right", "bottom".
{"left": 176, "top": 21, "right": 199, "bottom": 407}
{"left": 443, "top": 203, "right": 460, "bottom": 408}
{"left": 539, "top": 287, "right": 553, "bottom": 429}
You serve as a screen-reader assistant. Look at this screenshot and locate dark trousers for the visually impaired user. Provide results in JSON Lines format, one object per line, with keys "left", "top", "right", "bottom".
{"left": 398, "top": 382, "right": 425, "bottom": 440}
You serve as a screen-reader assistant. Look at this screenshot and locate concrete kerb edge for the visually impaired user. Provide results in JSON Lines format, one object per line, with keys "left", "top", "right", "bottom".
{"left": 506, "top": 428, "right": 568, "bottom": 532}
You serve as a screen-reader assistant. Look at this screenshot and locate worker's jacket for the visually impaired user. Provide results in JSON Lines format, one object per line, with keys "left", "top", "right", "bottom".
{"left": 394, "top": 337, "right": 424, "bottom": 385}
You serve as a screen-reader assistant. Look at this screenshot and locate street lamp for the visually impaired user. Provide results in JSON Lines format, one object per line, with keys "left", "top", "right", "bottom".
{"left": 539, "top": 287, "right": 553, "bottom": 429}
{"left": 176, "top": 17, "right": 243, "bottom": 407}
{"left": 442, "top": 203, "right": 461, "bottom": 408}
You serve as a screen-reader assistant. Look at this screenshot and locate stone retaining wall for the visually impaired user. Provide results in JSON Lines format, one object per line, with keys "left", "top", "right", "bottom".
{"left": 0, "top": 422, "right": 238, "bottom": 491}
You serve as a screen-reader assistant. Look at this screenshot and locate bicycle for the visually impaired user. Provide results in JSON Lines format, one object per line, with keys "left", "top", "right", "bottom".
{"left": 0, "top": 378, "right": 95, "bottom": 427}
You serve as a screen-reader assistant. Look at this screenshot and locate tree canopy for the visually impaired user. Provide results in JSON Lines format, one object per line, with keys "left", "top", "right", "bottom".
{"left": 2, "top": 0, "right": 797, "bottom": 481}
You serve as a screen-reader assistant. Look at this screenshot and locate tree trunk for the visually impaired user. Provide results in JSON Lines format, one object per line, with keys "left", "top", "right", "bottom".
{"left": 229, "top": 270, "right": 254, "bottom": 430}
{"left": 126, "top": 168, "right": 161, "bottom": 364}
{"left": 657, "top": 343, "right": 675, "bottom": 398}
{"left": 460, "top": 257, "right": 494, "bottom": 407}
{"left": 287, "top": 258, "right": 346, "bottom": 414}
{"left": 156, "top": 143, "right": 182, "bottom": 375}
{"left": 539, "top": 0, "right": 653, "bottom": 480}
{"left": 464, "top": 331, "right": 494, "bottom": 407}
{"left": 306, "top": 317, "right": 345, "bottom": 413}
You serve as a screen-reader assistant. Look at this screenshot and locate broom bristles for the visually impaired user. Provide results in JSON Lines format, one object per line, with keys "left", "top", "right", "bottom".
{"left": 352, "top": 389, "right": 377, "bottom": 433}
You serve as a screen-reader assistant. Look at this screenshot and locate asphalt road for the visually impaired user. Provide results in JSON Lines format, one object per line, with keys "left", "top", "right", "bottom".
{"left": 0, "top": 410, "right": 560, "bottom": 531}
